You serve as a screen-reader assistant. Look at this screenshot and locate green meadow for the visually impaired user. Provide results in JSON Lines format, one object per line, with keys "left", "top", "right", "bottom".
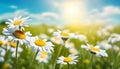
{"left": 0, "top": 22, "right": 120, "bottom": 69}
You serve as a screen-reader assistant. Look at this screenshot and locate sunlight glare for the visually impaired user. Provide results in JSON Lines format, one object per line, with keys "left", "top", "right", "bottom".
{"left": 60, "top": 1, "right": 86, "bottom": 23}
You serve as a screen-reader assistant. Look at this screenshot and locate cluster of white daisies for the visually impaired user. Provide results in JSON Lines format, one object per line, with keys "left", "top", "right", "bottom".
{"left": 0, "top": 16, "right": 78, "bottom": 64}
{"left": 1, "top": 16, "right": 119, "bottom": 66}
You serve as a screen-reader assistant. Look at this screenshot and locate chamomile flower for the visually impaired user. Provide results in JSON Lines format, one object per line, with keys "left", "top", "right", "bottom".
{"left": 2, "top": 27, "right": 32, "bottom": 45}
{"left": 0, "top": 48, "right": 6, "bottom": 62}
{"left": 48, "top": 28, "right": 54, "bottom": 33}
{"left": 7, "top": 41, "right": 23, "bottom": 57}
{"left": 77, "top": 34, "right": 87, "bottom": 42}
{"left": 108, "top": 33, "right": 120, "bottom": 44}
{"left": 65, "top": 42, "right": 74, "bottom": 48}
{"left": 69, "top": 48, "right": 78, "bottom": 55}
{"left": 57, "top": 55, "right": 78, "bottom": 65}
{"left": 81, "top": 44, "right": 108, "bottom": 57}
{"left": 40, "top": 51, "right": 49, "bottom": 55}
{"left": 38, "top": 34, "right": 49, "bottom": 39}
{"left": 71, "top": 33, "right": 87, "bottom": 42}
{"left": 6, "top": 16, "right": 29, "bottom": 30}
{"left": 0, "top": 35, "right": 8, "bottom": 47}
{"left": 29, "top": 36, "right": 54, "bottom": 52}
{"left": 97, "top": 29, "right": 110, "bottom": 37}
{"left": 51, "top": 36, "right": 63, "bottom": 44}
{"left": 36, "top": 51, "right": 50, "bottom": 63}
{"left": 97, "top": 40, "right": 111, "bottom": 50}
{"left": 53, "top": 30, "right": 74, "bottom": 41}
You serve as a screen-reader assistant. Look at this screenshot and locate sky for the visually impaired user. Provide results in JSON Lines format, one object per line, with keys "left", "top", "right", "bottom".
{"left": 0, "top": 0, "right": 120, "bottom": 25}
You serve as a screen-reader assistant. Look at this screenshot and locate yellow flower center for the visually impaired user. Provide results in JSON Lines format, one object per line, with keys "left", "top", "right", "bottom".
{"left": 64, "top": 57, "right": 73, "bottom": 62}
{"left": 90, "top": 46, "right": 100, "bottom": 52}
{"left": 54, "top": 37, "right": 61, "bottom": 41}
{"left": 40, "top": 55, "right": 46, "bottom": 59}
{"left": 10, "top": 41, "right": 16, "bottom": 48}
{"left": 34, "top": 40, "right": 46, "bottom": 46}
{"left": 41, "top": 51, "right": 48, "bottom": 55}
{"left": 60, "top": 32, "right": 70, "bottom": 37}
{"left": 13, "top": 30, "right": 26, "bottom": 39}
{"left": 0, "top": 40, "right": 4, "bottom": 45}
{"left": 14, "top": 19, "right": 23, "bottom": 26}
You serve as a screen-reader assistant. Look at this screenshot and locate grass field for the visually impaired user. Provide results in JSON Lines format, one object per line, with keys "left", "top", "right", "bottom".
{"left": 0, "top": 23, "right": 120, "bottom": 69}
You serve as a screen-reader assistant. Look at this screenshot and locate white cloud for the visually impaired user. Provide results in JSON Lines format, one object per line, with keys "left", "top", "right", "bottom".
{"left": 97, "top": 6, "right": 120, "bottom": 17}
{"left": 1, "top": 5, "right": 120, "bottom": 25}
{"left": 52, "top": 1, "right": 60, "bottom": 8}
{"left": 87, "top": 6, "right": 120, "bottom": 24}
{"left": 9, "top": 5, "right": 18, "bottom": 9}
{"left": 39, "top": 12, "right": 58, "bottom": 19}
{"left": 0, "top": 10, "right": 59, "bottom": 24}
{"left": 0, "top": 10, "right": 29, "bottom": 20}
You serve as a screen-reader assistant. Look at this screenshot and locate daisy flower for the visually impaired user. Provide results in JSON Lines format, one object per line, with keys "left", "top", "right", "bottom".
{"left": 77, "top": 34, "right": 87, "bottom": 42}
{"left": 38, "top": 34, "right": 49, "bottom": 39}
{"left": 39, "top": 51, "right": 49, "bottom": 55}
{"left": 0, "top": 48, "right": 6, "bottom": 62}
{"left": 69, "top": 48, "right": 78, "bottom": 55}
{"left": 29, "top": 36, "right": 54, "bottom": 52}
{"left": 65, "top": 42, "right": 74, "bottom": 48}
{"left": 81, "top": 44, "right": 108, "bottom": 57}
{"left": 2, "top": 27, "right": 32, "bottom": 45}
{"left": 7, "top": 41, "right": 23, "bottom": 57}
{"left": 51, "top": 36, "right": 63, "bottom": 44}
{"left": 108, "top": 33, "right": 120, "bottom": 44}
{"left": 57, "top": 55, "right": 78, "bottom": 65}
{"left": 0, "top": 35, "right": 8, "bottom": 47}
{"left": 48, "top": 28, "right": 54, "bottom": 33}
{"left": 97, "top": 29, "right": 110, "bottom": 37}
{"left": 6, "top": 16, "right": 29, "bottom": 30}
{"left": 71, "top": 33, "right": 87, "bottom": 42}
{"left": 36, "top": 51, "right": 50, "bottom": 63}
{"left": 97, "top": 40, "right": 111, "bottom": 50}
{"left": 53, "top": 30, "right": 74, "bottom": 41}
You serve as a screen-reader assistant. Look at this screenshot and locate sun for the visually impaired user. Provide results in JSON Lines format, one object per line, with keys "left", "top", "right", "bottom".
{"left": 60, "top": 1, "right": 86, "bottom": 23}
{"left": 63, "top": 3, "right": 80, "bottom": 16}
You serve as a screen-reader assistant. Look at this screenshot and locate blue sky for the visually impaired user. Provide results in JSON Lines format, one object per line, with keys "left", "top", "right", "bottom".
{"left": 0, "top": 0, "right": 52, "bottom": 14}
{"left": 0, "top": 0, "right": 120, "bottom": 25}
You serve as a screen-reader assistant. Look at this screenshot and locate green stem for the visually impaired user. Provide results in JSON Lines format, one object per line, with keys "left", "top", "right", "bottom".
{"left": 90, "top": 54, "right": 93, "bottom": 69}
{"left": 68, "top": 63, "right": 70, "bottom": 69}
{"left": 111, "top": 44, "right": 114, "bottom": 69}
{"left": 15, "top": 41, "right": 19, "bottom": 69}
{"left": 53, "top": 41, "right": 66, "bottom": 69}
{"left": 29, "top": 50, "right": 39, "bottom": 68}
{"left": 59, "top": 64, "right": 62, "bottom": 69}
{"left": 40, "top": 62, "right": 44, "bottom": 69}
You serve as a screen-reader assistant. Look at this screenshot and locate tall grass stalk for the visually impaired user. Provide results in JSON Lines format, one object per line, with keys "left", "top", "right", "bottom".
{"left": 90, "top": 54, "right": 93, "bottom": 69}
{"left": 29, "top": 49, "right": 39, "bottom": 68}
{"left": 53, "top": 40, "right": 66, "bottom": 69}
{"left": 15, "top": 41, "right": 19, "bottom": 69}
{"left": 111, "top": 43, "right": 115, "bottom": 69}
